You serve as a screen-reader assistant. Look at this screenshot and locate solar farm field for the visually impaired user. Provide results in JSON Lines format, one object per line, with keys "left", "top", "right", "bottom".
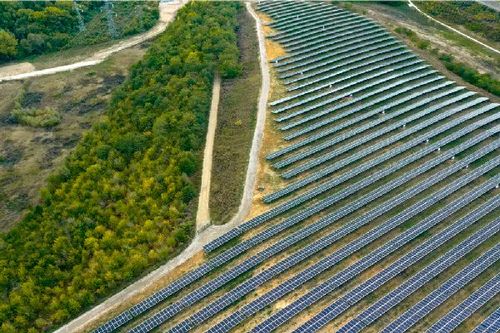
{"left": 94, "top": 1, "right": 500, "bottom": 332}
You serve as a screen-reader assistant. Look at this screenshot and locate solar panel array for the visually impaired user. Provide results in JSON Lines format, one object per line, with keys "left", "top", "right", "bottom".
{"left": 93, "top": 1, "right": 500, "bottom": 332}
{"left": 426, "top": 274, "right": 500, "bottom": 333}
{"left": 299, "top": 217, "right": 500, "bottom": 333}
{"left": 378, "top": 243, "right": 500, "bottom": 333}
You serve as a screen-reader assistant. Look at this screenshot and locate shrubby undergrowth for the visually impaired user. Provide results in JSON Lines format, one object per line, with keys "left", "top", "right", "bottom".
{"left": 0, "top": 2, "right": 241, "bottom": 332}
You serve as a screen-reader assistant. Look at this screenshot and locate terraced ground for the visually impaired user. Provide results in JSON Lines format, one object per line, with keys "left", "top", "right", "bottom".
{"left": 93, "top": 1, "right": 499, "bottom": 332}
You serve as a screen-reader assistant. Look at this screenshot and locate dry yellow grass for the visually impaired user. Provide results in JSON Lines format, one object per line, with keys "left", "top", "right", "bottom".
{"left": 266, "top": 39, "right": 287, "bottom": 60}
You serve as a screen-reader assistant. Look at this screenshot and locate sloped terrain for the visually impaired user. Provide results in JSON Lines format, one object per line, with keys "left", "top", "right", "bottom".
{"left": 94, "top": 1, "right": 499, "bottom": 332}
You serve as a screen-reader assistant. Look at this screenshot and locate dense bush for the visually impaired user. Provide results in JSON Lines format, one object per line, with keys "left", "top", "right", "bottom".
{"left": 0, "top": 1, "right": 159, "bottom": 63}
{"left": 12, "top": 107, "right": 61, "bottom": 127}
{"left": 439, "top": 53, "right": 500, "bottom": 96}
{"left": 417, "top": 1, "right": 499, "bottom": 43}
{"left": 0, "top": 2, "right": 241, "bottom": 332}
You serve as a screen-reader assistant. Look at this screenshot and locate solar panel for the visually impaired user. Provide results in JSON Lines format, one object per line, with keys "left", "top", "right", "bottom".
{"left": 279, "top": 66, "right": 434, "bottom": 124}
{"left": 284, "top": 41, "right": 402, "bottom": 91}
{"left": 283, "top": 81, "right": 458, "bottom": 144}
{"left": 280, "top": 47, "right": 409, "bottom": 82}
{"left": 208, "top": 111, "right": 499, "bottom": 254}
{"left": 271, "top": 12, "right": 362, "bottom": 42}
{"left": 379, "top": 243, "right": 500, "bottom": 333}
{"left": 271, "top": 11, "right": 353, "bottom": 41}
{"left": 283, "top": 19, "right": 378, "bottom": 50}
{"left": 276, "top": 66, "right": 432, "bottom": 121}
{"left": 273, "top": 59, "right": 423, "bottom": 114}
{"left": 280, "top": 95, "right": 484, "bottom": 177}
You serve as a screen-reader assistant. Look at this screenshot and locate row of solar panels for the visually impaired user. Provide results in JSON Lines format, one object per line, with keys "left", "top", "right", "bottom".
{"left": 276, "top": 80, "right": 458, "bottom": 158}
{"left": 282, "top": 81, "right": 457, "bottom": 146}
{"left": 283, "top": 39, "right": 402, "bottom": 90}
{"left": 379, "top": 244, "right": 500, "bottom": 333}
{"left": 273, "top": 58, "right": 425, "bottom": 114}
{"left": 205, "top": 102, "right": 499, "bottom": 253}
{"left": 205, "top": 165, "right": 500, "bottom": 333}
{"left": 280, "top": 46, "right": 410, "bottom": 83}
{"left": 471, "top": 307, "right": 500, "bottom": 333}
{"left": 427, "top": 274, "right": 500, "bottom": 333}
{"left": 279, "top": 96, "right": 487, "bottom": 176}
{"left": 277, "top": 66, "right": 433, "bottom": 125}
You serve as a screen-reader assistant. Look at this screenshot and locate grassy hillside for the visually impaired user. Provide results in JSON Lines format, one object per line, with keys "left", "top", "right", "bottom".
{"left": 0, "top": 1, "right": 159, "bottom": 63}
{"left": 0, "top": 2, "right": 241, "bottom": 332}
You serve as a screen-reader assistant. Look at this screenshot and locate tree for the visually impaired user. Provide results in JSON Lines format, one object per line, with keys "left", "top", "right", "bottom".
{"left": 0, "top": 29, "right": 17, "bottom": 59}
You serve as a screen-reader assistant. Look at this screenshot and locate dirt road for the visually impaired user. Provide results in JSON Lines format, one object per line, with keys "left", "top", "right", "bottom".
{"left": 408, "top": 0, "right": 500, "bottom": 55}
{"left": 0, "top": 1, "right": 185, "bottom": 83}
{"left": 196, "top": 73, "right": 221, "bottom": 233}
{"left": 52, "top": 3, "right": 270, "bottom": 332}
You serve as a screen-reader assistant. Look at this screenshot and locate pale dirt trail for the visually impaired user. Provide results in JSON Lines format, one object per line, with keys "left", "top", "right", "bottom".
{"left": 53, "top": 3, "right": 270, "bottom": 332}
{"left": 408, "top": 0, "right": 500, "bottom": 55}
{"left": 0, "top": 1, "right": 185, "bottom": 83}
{"left": 196, "top": 73, "right": 221, "bottom": 233}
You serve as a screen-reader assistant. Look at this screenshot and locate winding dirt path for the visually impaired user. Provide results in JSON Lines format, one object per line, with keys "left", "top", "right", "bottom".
{"left": 52, "top": 3, "right": 270, "bottom": 332}
{"left": 408, "top": 0, "right": 500, "bottom": 55}
{"left": 196, "top": 73, "right": 221, "bottom": 233}
{"left": 0, "top": 1, "right": 186, "bottom": 83}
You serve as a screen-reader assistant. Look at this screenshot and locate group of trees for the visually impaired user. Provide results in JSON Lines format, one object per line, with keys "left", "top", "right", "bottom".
{"left": 0, "top": 2, "right": 241, "bottom": 332}
{"left": 439, "top": 53, "right": 500, "bottom": 96}
{"left": 0, "top": 1, "right": 159, "bottom": 62}
{"left": 417, "top": 1, "right": 499, "bottom": 43}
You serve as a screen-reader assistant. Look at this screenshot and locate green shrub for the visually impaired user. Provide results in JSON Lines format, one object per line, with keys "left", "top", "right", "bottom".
{"left": 12, "top": 106, "right": 61, "bottom": 127}
{"left": 395, "top": 25, "right": 499, "bottom": 96}
{"left": 439, "top": 53, "right": 500, "bottom": 96}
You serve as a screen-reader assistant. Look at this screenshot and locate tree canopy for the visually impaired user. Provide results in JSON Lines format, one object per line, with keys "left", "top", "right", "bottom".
{"left": 0, "top": 1, "right": 159, "bottom": 63}
{"left": 0, "top": 2, "right": 241, "bottom": 332}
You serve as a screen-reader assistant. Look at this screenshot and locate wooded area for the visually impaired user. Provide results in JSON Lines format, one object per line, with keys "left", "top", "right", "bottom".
{"left": 0, "top": 2, "right": 241, "bottom": 332}
{"left": 417, "top": 0, "right": 499, "bottom": 43}
{"left": 0, "top": 1, "right": 159, "bottom": 63}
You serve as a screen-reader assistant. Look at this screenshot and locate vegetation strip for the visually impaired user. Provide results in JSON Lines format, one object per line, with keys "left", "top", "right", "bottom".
{"left": 209, "top": 8, "right": 260, "bottom": 225}
{"left": 0, "top": 2, "right": 241, "bottom": 333}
